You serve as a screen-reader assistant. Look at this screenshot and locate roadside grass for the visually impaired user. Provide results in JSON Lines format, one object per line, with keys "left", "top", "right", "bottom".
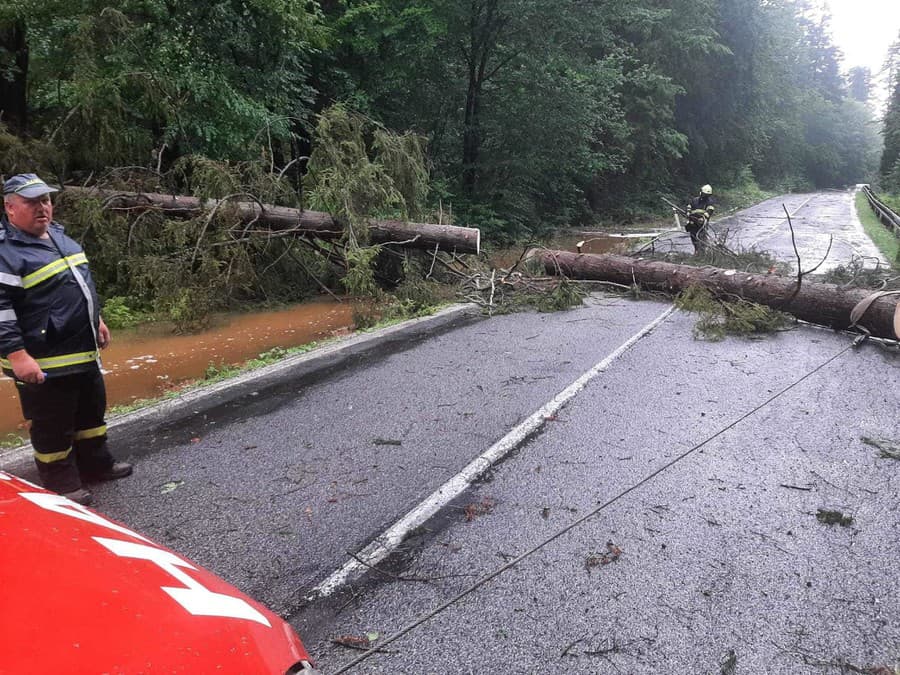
{"left": 882, "top": 192, "right": 900, "bottom": 213}
{"left": 855, "top": 191, "right": 899, "bottom": 265}
{"left": 0, "top": 433, "right": 26, "bottom": 449}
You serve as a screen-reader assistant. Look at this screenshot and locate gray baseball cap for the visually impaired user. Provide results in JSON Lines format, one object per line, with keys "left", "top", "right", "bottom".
{"left": 3, "top": 173, "right": 59, "bottom": 198}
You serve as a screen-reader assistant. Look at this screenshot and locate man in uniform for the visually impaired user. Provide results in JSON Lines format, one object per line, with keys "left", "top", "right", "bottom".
{"left": 0, "top": 173, "right": 132, "bottom": 505}
{"left": 685, "top": 184, "right": 715, "bottom": 254}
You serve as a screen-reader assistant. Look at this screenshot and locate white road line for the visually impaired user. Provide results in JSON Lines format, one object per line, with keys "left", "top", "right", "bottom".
{"left": 309, "top": 305, "right": 678, "bottom": 599}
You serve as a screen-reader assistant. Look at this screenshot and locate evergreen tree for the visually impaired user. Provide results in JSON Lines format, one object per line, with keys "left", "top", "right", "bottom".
{"left": 881, "top": 35, "right": 900, "bottom": 187}
{"left": 848, "top": 67, "right": 871, "bottom": 103}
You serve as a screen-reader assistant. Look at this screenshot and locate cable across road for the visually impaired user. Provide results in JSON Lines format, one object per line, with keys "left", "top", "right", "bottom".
{"left": 331, "top": 339, "right": 855, "bottom": 674}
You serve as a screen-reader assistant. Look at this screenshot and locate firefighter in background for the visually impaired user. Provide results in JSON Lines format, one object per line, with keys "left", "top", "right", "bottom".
{"left": 685, "top": 184, "right": 715, "bottom": 254}
{"left": 0, "top": 173, "right": 132, "bottom": 505}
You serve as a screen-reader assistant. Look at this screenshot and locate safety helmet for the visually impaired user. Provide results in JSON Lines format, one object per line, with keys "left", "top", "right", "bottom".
{"left": 700, "top": 184, "right": 712, "bottom": 195}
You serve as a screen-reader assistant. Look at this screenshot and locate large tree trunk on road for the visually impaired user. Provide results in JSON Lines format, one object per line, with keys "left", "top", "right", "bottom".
{"left": 539, "top": 251, "right": 898, "bottom": 340}
{"left": 63, "top": 186, "right": 480, "bottom": 254}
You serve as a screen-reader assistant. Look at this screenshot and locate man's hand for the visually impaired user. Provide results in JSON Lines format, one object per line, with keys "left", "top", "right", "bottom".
{"left": 8, "top": 349, "right": 44, "bottom": 384}
{"left": 98, "top": 318, "right": 111, "bottom": 349}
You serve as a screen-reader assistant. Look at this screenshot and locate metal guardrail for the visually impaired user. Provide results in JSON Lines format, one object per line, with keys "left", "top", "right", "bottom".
{"left": 862, "top": 185, "right": 900, "bottom": 237}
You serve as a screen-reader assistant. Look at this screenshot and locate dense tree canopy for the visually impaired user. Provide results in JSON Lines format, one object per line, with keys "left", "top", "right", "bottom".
{"left": 0, "top": 0, "right": 889, "bottom": 239}
{"left": 881, "top": 35, "right": 900, "bottom": 191}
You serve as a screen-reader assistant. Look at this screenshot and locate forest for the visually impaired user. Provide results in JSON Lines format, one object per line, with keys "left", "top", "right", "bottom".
{"left": 1, "top": 0, "right": 898, "bottom": 325}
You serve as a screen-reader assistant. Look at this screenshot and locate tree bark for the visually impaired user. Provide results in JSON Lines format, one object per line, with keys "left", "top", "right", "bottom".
{"left": 539, "top": 251, "right": 899, "bottom": 340}
{"left": 62, "top": 186, "right": 480, "bottom": 254}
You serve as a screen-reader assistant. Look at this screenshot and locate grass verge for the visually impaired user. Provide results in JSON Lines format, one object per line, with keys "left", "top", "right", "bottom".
{"left": 855, "top": 191, "right": 899, "bottom": 265}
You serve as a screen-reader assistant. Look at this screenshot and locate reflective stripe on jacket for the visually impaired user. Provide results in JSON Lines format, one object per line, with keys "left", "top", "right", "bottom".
{"left": 0, "top": 217, "right": 101, "bottom": 378}
{"left": 687, "top": 194, "right": 714, "bottom": 227}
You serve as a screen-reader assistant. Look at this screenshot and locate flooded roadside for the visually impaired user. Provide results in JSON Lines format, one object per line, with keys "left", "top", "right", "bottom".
{"left": 0, "top": 299, "right": 353, "bottom": 440}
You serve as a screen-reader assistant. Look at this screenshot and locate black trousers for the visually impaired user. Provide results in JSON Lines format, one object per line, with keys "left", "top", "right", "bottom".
{"left": 16, "top": 368, "right": 114, "bottom": 493}
{"left": 686, "top": 220, "right": 709, "bottom": 253}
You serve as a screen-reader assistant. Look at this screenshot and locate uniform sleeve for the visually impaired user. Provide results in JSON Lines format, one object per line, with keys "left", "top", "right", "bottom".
{"left": 0, "top": 259, "right": 25, "bottom": 357}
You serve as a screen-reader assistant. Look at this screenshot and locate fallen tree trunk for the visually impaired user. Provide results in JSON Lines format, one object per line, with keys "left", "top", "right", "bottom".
{"left": 539, "top": 251, "right": 899, "bottom": 340}
{"left": 62, "top": 186, "right": 480, "bottom": 255}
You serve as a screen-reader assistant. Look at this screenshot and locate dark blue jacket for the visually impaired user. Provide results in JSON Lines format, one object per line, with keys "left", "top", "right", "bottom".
{"left": 0, "top": 217, "right": 101, "bottom": 378}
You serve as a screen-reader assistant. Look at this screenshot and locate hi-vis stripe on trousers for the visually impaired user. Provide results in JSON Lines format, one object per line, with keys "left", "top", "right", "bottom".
{"left": 15, "top": 368, "right": 114, "bottom": 494}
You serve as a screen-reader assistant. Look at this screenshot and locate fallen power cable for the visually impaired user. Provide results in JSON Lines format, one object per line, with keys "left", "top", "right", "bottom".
{"left": 331, "top": 340, "right": 856, "bottom": 673}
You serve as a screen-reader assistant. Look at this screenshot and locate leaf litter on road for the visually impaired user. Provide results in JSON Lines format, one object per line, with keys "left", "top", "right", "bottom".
{"left": 160, "top": 480, "right": 184, "bottom": 495}
{"left": 585, "top": 541, "right": 622, "bottom": 572}
{"left": 463, "top": 496, "right": 496, "bottom": 522}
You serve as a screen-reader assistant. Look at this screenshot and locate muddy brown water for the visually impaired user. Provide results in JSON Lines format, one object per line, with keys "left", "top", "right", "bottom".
{"left": 0, "top": 232, "right": 654, "bottom": 442}
{"left": 0, "top": 299, "right": 353, "bottom": 441}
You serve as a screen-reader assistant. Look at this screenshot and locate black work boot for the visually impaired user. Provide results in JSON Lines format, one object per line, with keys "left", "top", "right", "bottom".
{"left": 61, "top": 487, "right": 93, "bottom": 505}
{"left": 82, "top": 461, "right": 133, "bottom": 483}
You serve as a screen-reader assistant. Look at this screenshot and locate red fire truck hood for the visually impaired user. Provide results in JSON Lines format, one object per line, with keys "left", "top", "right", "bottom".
{"left": 0, "top": 471, "right": 313, "bottom": 674}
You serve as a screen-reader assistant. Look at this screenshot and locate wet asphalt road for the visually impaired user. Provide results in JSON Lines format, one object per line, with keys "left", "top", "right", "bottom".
{"left": 2, "top": 190, "right": 898, "bottom": 673}
{"left": 657, "top": 189, "right": 887, "bottom": 272}
{"left": 304, "top": 310, "right": 898, "bottom": 674}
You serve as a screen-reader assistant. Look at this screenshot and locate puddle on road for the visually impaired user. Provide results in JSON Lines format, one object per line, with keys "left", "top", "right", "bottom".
{"left": 0, "top": 298, "right": 353, "bottom": 440}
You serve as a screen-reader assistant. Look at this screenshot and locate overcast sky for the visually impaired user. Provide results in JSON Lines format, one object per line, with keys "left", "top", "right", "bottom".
{"left": 823, "top": 0, "right": 899, "bottom": 75}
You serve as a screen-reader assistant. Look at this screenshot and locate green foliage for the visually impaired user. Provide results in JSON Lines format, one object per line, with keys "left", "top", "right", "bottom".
{"left": 3, "top": 0, "right": 889, "bottom": 262}
{"left": 821, "top": 257, "right": 899, "bottom": 290}
{"left": 0, "top": 433, "right": 26, "bottom": 449}
{"left": 535, "top": 280, "right": 586, "bottom": 313}
{"left": 372, "top": 129, "right": 430, "bottom": 220}
{"left": 379, "top": 255, "right": 453, "bottom": 320}
{"left": 101, "top": 296, "right": 143, "bottom": 329}
{"left": 201, "top": 343, "right": 317, "bottom": 385}
{"left": 47, "top": 153, "right": 338, "bottom": 330}
{"left": 710, "top": 167, "right": 774, "bottom": 212}
{"left": 881, "top": 39, "right": 900, "bottom": 185}
{"left": 342, "top": 245, "right": 381, "bottom": 297}
{"left": 307, "top": 104, "right": 428, "bottom": 234}
{"left": 167, "top": 286, "right": 215, "bottom": 333}
{"left": 203, "top": 360, "right": 236, "bottom": 381}
{"left": 351, "top": 305, "right": 380, "bottom": 330}
{"left": 675, "top": 284, "right": 793, "bottom": 341}
{"left": 316, "top": 0, "right": 883, "bottom": 238}
{"left": 0, "top": 124, "right": 60, "bottom": 178}
{"left": 644, "top": 233, "right": 788, "bottom": 276}
{"left": 307, "top": 103, "right": 433, "bottom": 308}
{"left": 9, "top": 0, "right": 325, "bottom": 169}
